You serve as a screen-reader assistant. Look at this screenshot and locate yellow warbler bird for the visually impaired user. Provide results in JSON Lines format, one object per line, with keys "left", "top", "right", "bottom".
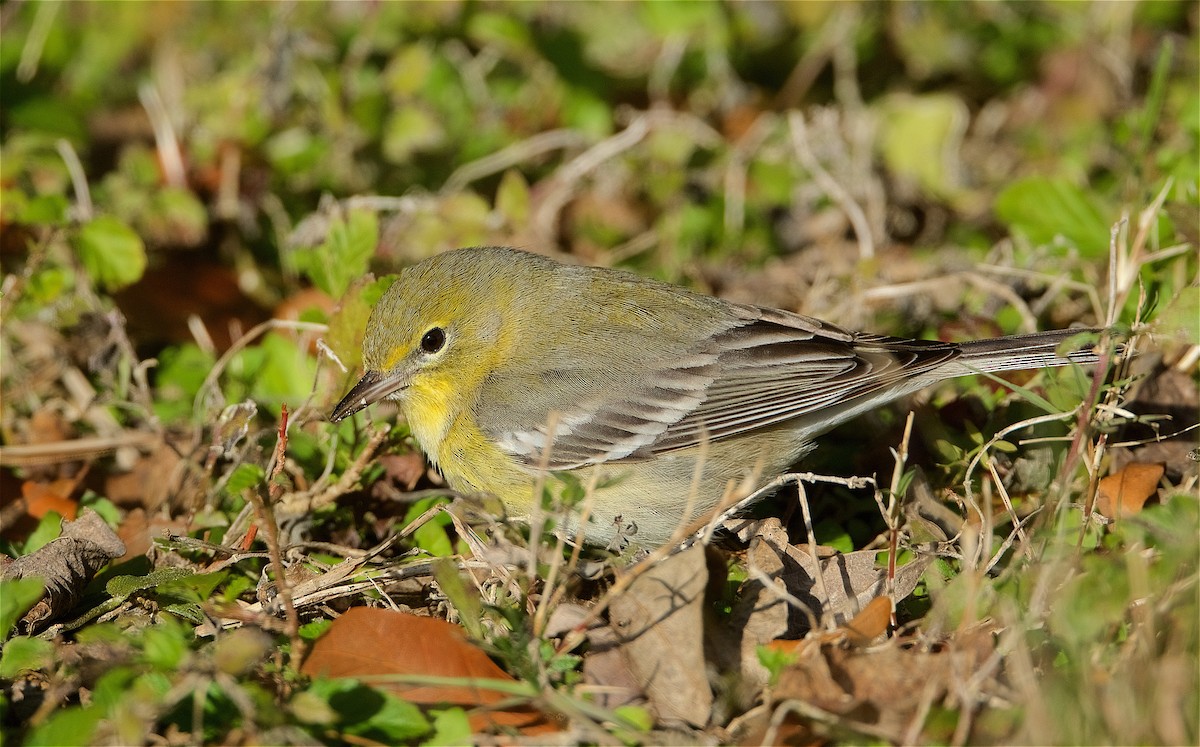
{"left": 331, "top": 247, "right": 1103, "bottom": 547}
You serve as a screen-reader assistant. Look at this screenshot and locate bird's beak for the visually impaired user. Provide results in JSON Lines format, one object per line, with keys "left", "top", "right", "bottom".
{"left": 329, "top": 370, "right": 407, "bottom": 422}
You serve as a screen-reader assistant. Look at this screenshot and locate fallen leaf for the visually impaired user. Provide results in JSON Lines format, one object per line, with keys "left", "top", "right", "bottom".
{"left": 2, "top": 509, "right": 126, "bottom": 633}
{"left": 741, "top": 624, "right": 996, "bottom": 744}
{"left": 609, "top": 545, "right": 712, "bottom": 728}
{"left": 843, "top": 595, "right": 892, "bottom": 647}
{"left": 301, "top": 607, "right": 558, "bottom": 735}
{"left": 1096, "top": 462, "right": 1164, "bottom": 517}
{"left": 726, "top": 519, "right": 929, "bottom": 693}
{"left": 21, "top": 479, "right": 79, "bottom": 520}
{"left": 380, "top": 453, "right": 427, "bottom": 491}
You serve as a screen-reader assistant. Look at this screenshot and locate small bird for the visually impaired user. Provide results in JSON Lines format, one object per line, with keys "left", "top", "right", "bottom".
{"left": 331, "top": 247, "right": 1103, "bottom": 547}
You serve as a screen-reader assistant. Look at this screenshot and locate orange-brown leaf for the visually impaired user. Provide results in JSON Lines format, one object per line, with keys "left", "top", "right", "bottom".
{"left": 1096, "top": 462, "right": 1164, "bottom": 517}
{"left": 301, "top": 607, "right": 558, "bottom": 734}
{"left": 21, "top": 479, "right": 79, "bottom": 520}
{"left": 843, "top": 595, "right": 892, "bottom": 647}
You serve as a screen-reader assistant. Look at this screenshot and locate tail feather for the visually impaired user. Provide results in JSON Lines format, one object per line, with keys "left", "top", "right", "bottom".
{"left": 951, "top": 328, "right": 1108, "bottom": 375}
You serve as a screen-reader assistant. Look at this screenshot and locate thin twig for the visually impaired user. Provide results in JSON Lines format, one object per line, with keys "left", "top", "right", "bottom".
{"left": 787, "top": 110, "right": 875, "bottom": 260}
{"left": 243, "top": 405, "right": 304, "bottom": 660}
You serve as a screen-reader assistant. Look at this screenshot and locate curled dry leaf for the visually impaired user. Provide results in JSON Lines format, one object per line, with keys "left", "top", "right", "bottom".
{"left": 300, "top": 607, "right": 559, "bottom": 735}
{"left": 1096, "top": 462, "right": 1165, "bottom": 517}
{"left": 1, "top": 508, "right": 126, "bottom": 633}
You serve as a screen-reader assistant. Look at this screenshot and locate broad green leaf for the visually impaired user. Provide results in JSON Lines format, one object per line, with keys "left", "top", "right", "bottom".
{"left": 140, "top": 618, "right": 190, "bottom": 671}
{"left": 877, "top": 93, "right": 969, "bottom": 202}
{"left": 74, "top": 215, "right": 147, "bottom": 290}
{"left": 225, "top": 463, "right": 266, "bottom": 496}
{"left": 613, "top": 704, "right": 654, "bottom": 732}
{"left": 23, "top": 512, "right": 64, "bottom": 554}
{"left": 382, "top": 106, "right": 446, "bottom": 165}
{"left": 351, "top": 689, "right": 431, "bottom": 743}
{"left": 495, "top": 169, "right": 531, "bottom": 226}
{"left": 296, "top": 209, "right": 379, "bottom": 298}
{"left": 324, "top": 275, "right": 394, "bottom": 371}
{"left": 25, "top": 706, "right": 102, "bottom": 747}
{"left": 248, "top": 332, "right": 318, "bottom": 407}
{"left": 0, "top": 578, "right": 44, "bottom": 638}
{"left": 153, "top": 343, "right": 216, "bottom": 423}
{"left": 1156, "top": 285, "right": 1199, "bottom": 344}
{"left": 994, "top": 177, "right": 1112, "bottom": 256}
{"left": 426, "top": 707, "right": 472, "bottom": 746}
{"left": 0, "top": 635, "right": 54, "bottom": 678}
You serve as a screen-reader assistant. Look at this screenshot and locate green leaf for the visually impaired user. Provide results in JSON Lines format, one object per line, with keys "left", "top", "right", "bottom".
{"left": 106, "top": 566, "right": 194, "bottom": 600}
{"left": 406, "top": 497, "right": 454, "bottom": 558}
{"left": 140, "top": 618, "right": 190, "bottom": 670}
{"left": 426, "top": 708, "right": 473, "bottom": 747}
{"left": 382, "top": 106, "right": 446, "bottom": 164}
{"left": 74, "top": 215, "right": 147, "bottom": 290}
{"left": 1157, "top": 285, "right": 1199, "bottom": 344}
{"left": 324, "top": 275, "right": 394, "bottom": 372}
{"left": 0, "top": 578, "right": 44, "bottom": 638}
{"left": 23, "top": 512, "right": 64, "bottom": 554}
{"left": 309, "top": 679, "right": 430, "bottom": 741}
{"left": 0, "top": 635, "right": 54, "bottom": 678}
{"left": 153, "top": 343, "right": 216, "bottom": 423}
{"left": 495, "top": 169, "right": 531, "bottom": 226}
{"left": 352, "top": 689, "right": 431, "bottom": 743}
{"left": 158, "top": 570, "right": 229, "bottom": 603}
{"left": 248, "top": 332, "right": 318, "bottom": 407}
{"left": 431, "top": 558, "right": 483, "bottom": 639}
{"left": 613, "top": 704, "right": 654, "bottom": 732}
{"left": 295, "top": 209, "right": 379, "bottom": 298}
{"left": 877, "top": 93, "right": 969, "bottom": 202}
{"left": 994, "top": 177, "right": 1112, "bottom": 256}
{"left": 24, "top": 706, "right": 102, "bottom": 747}
{"left": 225, "top": 463, "right": 266, "bottom": 496}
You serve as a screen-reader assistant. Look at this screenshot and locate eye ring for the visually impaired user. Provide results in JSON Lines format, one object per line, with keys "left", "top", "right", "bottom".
{"left": 420, "top": 327, "right": 446, "bottom": 354}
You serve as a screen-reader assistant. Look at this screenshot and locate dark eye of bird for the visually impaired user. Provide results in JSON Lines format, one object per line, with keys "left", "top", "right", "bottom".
{"left": 420, "top": 327, "right": 446, "bottom": 354}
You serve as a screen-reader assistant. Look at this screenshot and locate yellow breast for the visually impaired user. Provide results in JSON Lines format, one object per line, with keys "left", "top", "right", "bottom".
{"left": 402, "top": 378, "right": 536, "bottom": 516}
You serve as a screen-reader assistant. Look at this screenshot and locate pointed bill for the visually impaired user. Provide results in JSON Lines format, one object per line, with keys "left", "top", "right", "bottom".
{"left": 329, "top": 370, "right": 407, "bottom": 422}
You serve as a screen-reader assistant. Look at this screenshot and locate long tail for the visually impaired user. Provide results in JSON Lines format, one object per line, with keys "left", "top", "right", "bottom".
{"left": 952, "top": 327, "right": 1109, "bottom": 375}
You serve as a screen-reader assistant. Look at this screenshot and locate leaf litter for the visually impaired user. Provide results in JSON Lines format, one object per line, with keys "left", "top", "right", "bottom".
{"left": 0, "top": 4, "right": 1196, "bottom": 745}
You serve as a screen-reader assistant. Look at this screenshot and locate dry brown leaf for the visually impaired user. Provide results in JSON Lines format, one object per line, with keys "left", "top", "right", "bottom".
{"left": 379, "top": 453, "right": 427, "bottom": 492}
{"left": 2, "top": 508, "right": 126, "bottom": 633}
{"left": 301, "top": 607, "right": 559, "bottom": 735}
{"left": 581, "top": 623, "right": 644, "bottom": 712}
{"left": 609, "top": 545, "right": 712, "bottom": 728}
{"left": 21, "top": 478, "right": 79, "bottom": 520}
{"left": 726, "top": 519, "right": 929, "bottom": 695}
{"left": 741, "top": 625, "right": 996, "bottom": 744}
{"left": 843, "top": 595, "right": 892, "bottom": 647}
{"left": 104, "top": 439, "right": 184, "bottom": 511}
{"left": 1096, "top": 462, "right": 1164, "bottom": 517}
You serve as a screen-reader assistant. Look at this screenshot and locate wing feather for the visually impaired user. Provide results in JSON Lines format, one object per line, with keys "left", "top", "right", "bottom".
{"left": 489, "top": 304, "right": 962, "bottom": 469}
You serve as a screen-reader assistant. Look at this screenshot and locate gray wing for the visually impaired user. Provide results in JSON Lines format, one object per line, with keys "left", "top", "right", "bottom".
{"left": 488, "top": 305, "right": 961, "bottom": 470}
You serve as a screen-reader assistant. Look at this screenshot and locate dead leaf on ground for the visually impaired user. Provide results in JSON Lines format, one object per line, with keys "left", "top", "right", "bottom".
{"left": 607, "top": 545, "right": 712, "bottom": 728}
{"left": 724, "top": 519, "right": 930, "bottom": 694}
{"left": 104, "top": 436, "right": 190, "bottom": 512}
{"left": 379, "top": 453, "right": 427, "bottom": 492}
{"left": 21, "top": 477, "right": 80, "bottom": 520}
{"left": 1, "top": 508, "right": 126, "bottom": 634}
{"left": 1096, "top": 462, "right": 1165, "bottom": 517}
{"left": 301, "top": 607, "right": 559, "bottom": 735}
{"left": 741, "top": 624, "right": 997, "bottom": 745}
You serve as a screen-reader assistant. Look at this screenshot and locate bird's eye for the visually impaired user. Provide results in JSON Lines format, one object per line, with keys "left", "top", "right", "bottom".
{"left": 420, "top": 327, "right": 446, "bottom": 354}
